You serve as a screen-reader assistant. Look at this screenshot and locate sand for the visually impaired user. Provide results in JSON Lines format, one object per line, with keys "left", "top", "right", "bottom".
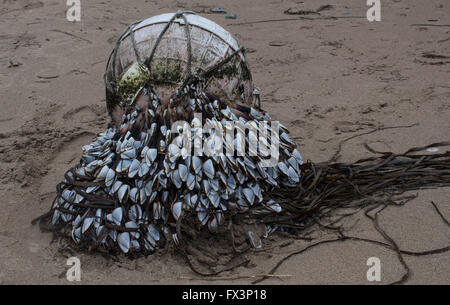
{"left": 0, "top": 0, "right": 449, "bottom": 285}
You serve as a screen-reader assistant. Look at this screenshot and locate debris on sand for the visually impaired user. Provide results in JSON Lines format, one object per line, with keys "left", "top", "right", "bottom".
{"left": 36, "top": 12, "right": 302, "bottom": 257}
{"left": 8, "top": 58, "right": 21, "bottom": 68}
{"left": 34, "top": 12, "right": 450, "bottom": 280}
{"left": 284, "top": 4, "right": 333, "bottom": 15}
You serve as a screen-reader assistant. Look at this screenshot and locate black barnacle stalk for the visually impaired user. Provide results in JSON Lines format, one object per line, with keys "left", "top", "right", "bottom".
{"left": 38, "top": 78, "right": 305, "bottom": 254}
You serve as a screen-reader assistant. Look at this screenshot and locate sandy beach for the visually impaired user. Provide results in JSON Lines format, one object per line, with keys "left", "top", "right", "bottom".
{"left": 0, "top": 0, "right": 449, "bottom": 284}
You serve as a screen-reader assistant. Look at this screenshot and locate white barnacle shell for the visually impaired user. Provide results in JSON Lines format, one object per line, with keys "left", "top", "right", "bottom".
{"left": 105, "top": 168, "right": 116, "bottom": 187}
{"left": 178, "top": 164, "right": 188, "bottom": 182}
{"left": 138, "top": 162, "right": 150, "bottom": 177}
{"left": 203, "top": 159, "right": 215, "bottom": 179}
{"left": 247, "top": 230, "right": 262, "bottom": 249}
{"left": 292, "top": 148, "right": 303, "bottom": 164}
{"left": 280, "top": 132, "right": 295, "bottom": 146}
{"left": 171, "top": 201, "right": 183, "bottom": 221}
{"left": 128, "top": 159, "right": 140, "bottom": 178}
{"left": 190, "top": 194, "right": 198, "bottom": 207}
{"left": 146, "top": 224, "right": 160, "bottom": 247}
{"left": 216, "top": 211, "right": 224, "bottom": 225}
{"left": 242, "top": 188, "right": 255, "bottom": 206}
{"left": 287, "top": 166, "right": 299, "bottom": 183}
{"left": 125, "top": 221, "right": 139, "bottom": 239}
{"left": 96, "top": 225, "right": 106, "bottom": 242}
{"left": 51, "top": 210, "right": 61, "bottom": 225}
{"left": 129, "top": 204, "right": 142, "bottom": 222}
{"left": 161, "top": 191, "right": 169, "bottom": 204}
{"left": 227, "top": 175, "right": 236, "bottom": 190}
{"left": 244, "top": 157, "right": 256, "bottom": 170}
{"left": 148, "top": 224, "right": 160, "bottom": 241}
{"left": 96, "top": 165, "right": 110, "bottom": 181}
{"left": 73, "top": 193, "right": 84, "bottom": 204}
{"left": 141, "top": 146, "right": 149, "bottom": 158}
{"left": 159, "top": 140, "right": 166, "bottom": 152}
{"left": 209, "top": 179, "right": 219, "bottom": 192}
{"left": 62, "top": 189, "right": 76, "bottom": 202}
{"left": 237, "top": 198, "right": 249, "bottom": 211}
{"left": 139, "top": 188, "right": 147, "bottom": 205}
{"left": 287, "top": 157, "right": 299, "bottom": 172}
{"left": 131, "top": 239, "right": 140, "bottom": 251}
{"left": 264, "top": 200, "right": 282, "bottom": 213}
{"left": 186, "top": 173, "right": 195, "bottom": 190}
{"left": 192, "top": 156, "right": 202, "bottom": 175}
{"left": 120, "top": 159, "right": 132, "bottom": 173}
{"left": 111, "top": 207, "right": 123, "bottom": 226}
{"left": 129, "top": 187, "right": 139, "bottom": 203}
{"left": 236, "top": 170, "right": 246, "bottom": 185}
{"left": 277, "top": 162, "right": 289, "bottom": 176}
{"left": 121, "top": 148, "right": 136, "bottom": 160}
{"left": 160, "top": 125, "right": 167, "bottom": 135}
{"left": 108, "top": 230, "right": 117, "bottom": 242}
{"left": 94, "top": 209, "right": 102, "bottom": 228}
{"left": 197, "top": 211, "right": 209, "bottom": 226}
{"left": 172, "top": 169, "right": 182, "bottom": 189}
{"left": 172, "top": 233, "right": 179, "bottom": 246}
{"left": 72, "top": 215, "right": 82, "bottom": 228}
{"left": 251, "top": 183, "right": 263, "bottom": 202}
{"left": 86, "top": 185, "right": 100, "bottom": 194}
{"left": 82, "top": 217, "right": 94, "bottom": 234}
{"left": 153, "top": 202, "right": 162, "bottom": 220}
{"left": 208, "top": 215, "right": 219, "bottom": 233}
{"left": 117, "top": 184, "right": 130, "bottom": 203}
{"left": 72, "top": 227, "right": 82, "bottom": 243}
{"left": 148, "top": 191, "right": 157, "bottom": 204}
{"left": 111, "top": 180, "right": 123, "bottom": 194}
{"left": 145, "top": 148, "right": 158, "bottom": 166}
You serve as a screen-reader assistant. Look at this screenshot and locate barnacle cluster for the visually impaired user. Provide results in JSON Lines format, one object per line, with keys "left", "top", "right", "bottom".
{"left": 50, "top": 80, "right": 303, "bottom": 253}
